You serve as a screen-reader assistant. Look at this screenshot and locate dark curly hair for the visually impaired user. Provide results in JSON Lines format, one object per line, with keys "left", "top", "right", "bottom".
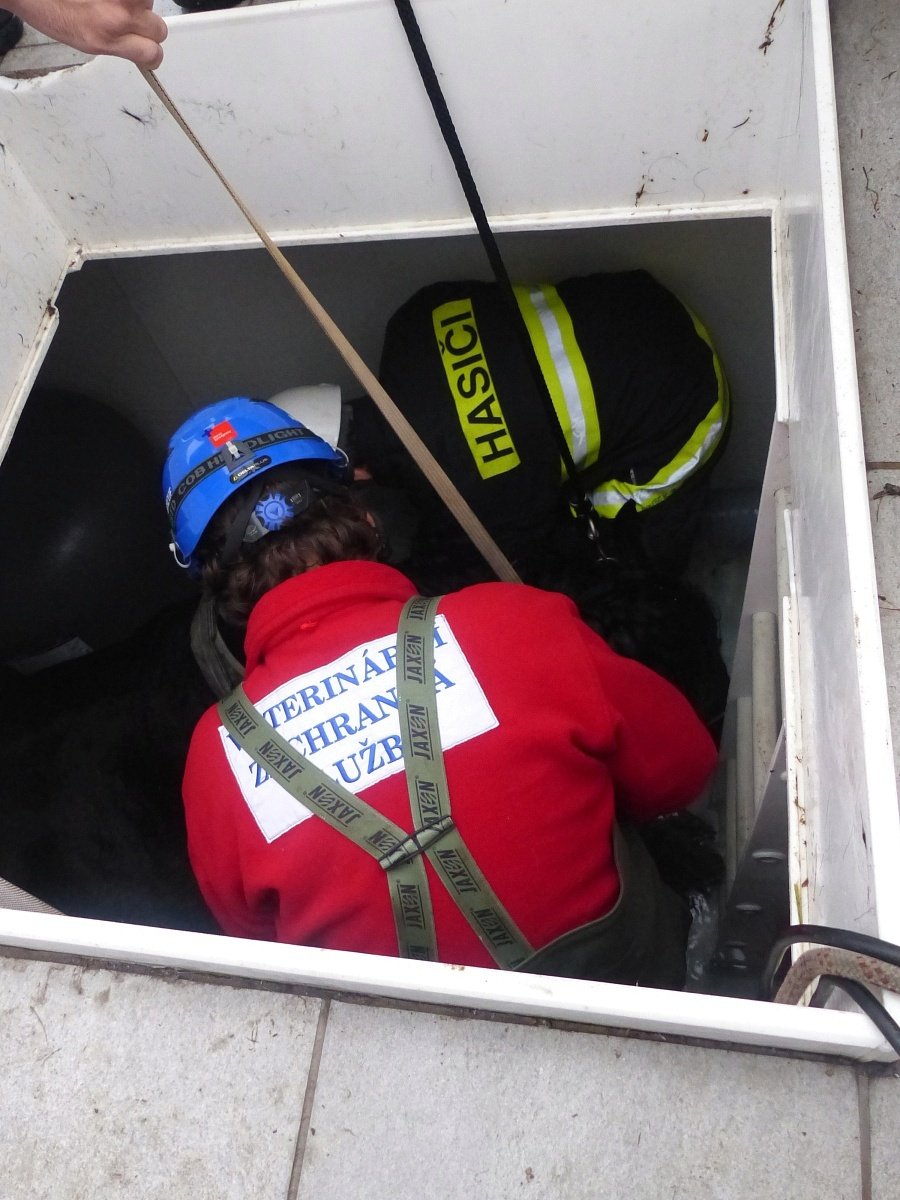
{"left": 197, "top": 474, "right": 381, "bottom": 632}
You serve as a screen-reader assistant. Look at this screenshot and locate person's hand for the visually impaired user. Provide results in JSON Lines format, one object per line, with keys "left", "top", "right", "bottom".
{"left": 8, "top": 0, "right": 167, "bottom": 67}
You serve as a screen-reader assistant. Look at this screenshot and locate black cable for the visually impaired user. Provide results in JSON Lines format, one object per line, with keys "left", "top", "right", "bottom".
{"left": 762, "top": 923, "right": 900, "bottom": 1000}
{"left": 392, "top": 0, "right": 602, "bottom": 539}
{"left": 815, "top": 976, "right": 900, "bottom": 1057}
{"left": 808, "top": 976, "right": 835, "bottom": 1009}
{"left": 764, "top": 925, "right": 900, "bottom": 1055}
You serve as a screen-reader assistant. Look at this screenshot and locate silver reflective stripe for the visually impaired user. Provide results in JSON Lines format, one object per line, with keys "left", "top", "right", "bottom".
{"left": 517, "top": 286, "right": 589, "bottom": 465}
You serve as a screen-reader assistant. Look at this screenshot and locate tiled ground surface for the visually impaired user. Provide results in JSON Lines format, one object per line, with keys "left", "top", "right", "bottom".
{"left": 0, "top": 1, "right": 898, "bottom": 1197}
{"left": 831, "top": 5, "right": 900, "bottom": 474}
{"left": 832, "top": 0, "right": 900, "bottom": 790}
{"left": 297, "top": 1000, "right": 864, "bottom": 1200}
{"left": 0, "top": 962, "right": 873, "bottom": 1200}
{"left": 0, "top": 957, "right": 322, "bottom": 1200}
{"left": 871, "top": 1072, "right": 900, "bottom": 1200}
{"left": 868, "top": 472, "right": 900, "bottom": 766}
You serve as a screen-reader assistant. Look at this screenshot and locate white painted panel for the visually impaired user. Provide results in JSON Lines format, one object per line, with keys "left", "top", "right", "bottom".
{"left": 0, "top": 909, "right": 892, "bottom": 1061}
{"left": 714, "top": 2, "right": 900, "bottom": 1023}
{"left": 0, "top": 146, "right": 70, "bottom": 456}
{"left": 0, "top": 0, "right": 802, "bottom": 255}
{"left": 782, "top": 4, "right": 900, "bottom": 956}
{"left": 0, "top": 0, "right": 896, "bottom": 1051}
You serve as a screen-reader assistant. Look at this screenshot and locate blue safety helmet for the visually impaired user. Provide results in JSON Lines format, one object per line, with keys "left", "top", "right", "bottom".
{"left": 162, "top": 397, "right": 350, "bottom": 572}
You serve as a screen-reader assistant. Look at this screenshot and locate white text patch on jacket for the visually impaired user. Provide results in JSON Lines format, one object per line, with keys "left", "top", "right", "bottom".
{"left": 218, "top": 615, "right": 498, "bottom": 842}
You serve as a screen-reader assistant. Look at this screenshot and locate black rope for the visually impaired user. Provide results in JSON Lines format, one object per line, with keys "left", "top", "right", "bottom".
{"left": 762, "top": 923, "right": 900, "bottom": 1055}
{"left": 762, "top": 923, "right": 900, "bottom": 1000}
{"left": 392, "top": 0, "right": 603, "bottom": 541}
{"left": 815, "top": 976, "right": 900, "bottom": 1057}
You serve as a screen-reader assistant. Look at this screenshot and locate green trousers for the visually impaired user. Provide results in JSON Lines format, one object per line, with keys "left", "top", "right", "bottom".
{"left": 516, "top": 823, "right": 691, "bottom": 991}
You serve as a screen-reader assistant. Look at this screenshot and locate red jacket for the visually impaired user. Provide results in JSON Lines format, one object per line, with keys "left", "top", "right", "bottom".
{"left": 183, "top": 561, "right": 716, "bottom": 965}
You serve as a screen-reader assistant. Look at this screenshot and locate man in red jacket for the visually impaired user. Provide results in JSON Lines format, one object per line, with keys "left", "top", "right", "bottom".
{"left": 165, "top": 397, "right": 717, "bottom": 988}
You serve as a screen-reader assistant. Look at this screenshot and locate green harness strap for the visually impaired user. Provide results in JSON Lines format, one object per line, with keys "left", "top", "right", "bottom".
{"left": 217, "top": 597, "right": 533, "bottom": 969}
{"left": 395, "top": 596, "right": 533, "bottom": 968}
{"left": 218, "top": 685, "right": 439, "bottom": 960}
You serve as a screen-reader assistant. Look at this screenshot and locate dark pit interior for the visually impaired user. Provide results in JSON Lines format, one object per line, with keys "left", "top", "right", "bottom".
{"left": 0, "top": 218, "right": 778, "bottom": 991}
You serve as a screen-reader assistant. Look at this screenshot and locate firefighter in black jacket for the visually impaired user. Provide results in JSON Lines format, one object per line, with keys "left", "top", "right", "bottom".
{"left": 354, "top": 270, "right": 729, "bottom": 578}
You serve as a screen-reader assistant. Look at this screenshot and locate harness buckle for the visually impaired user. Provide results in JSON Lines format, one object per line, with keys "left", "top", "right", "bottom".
{"left": 378, "top": 816, "right": 455, "bottom": 871}
{"left": 570, "top": 494, "right": 617, "bottom": 562}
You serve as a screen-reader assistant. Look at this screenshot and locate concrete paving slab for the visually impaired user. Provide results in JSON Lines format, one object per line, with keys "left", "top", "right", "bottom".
{"left": 869, "top": 471, "right": 900, "bottom": 600}
{"left": 876, "top": 606, "right": 900, "bottom": 782}
{"left": 0, "top": 957, "right": 320, "bottom": 1200}
{"left": 871, "top": 1069, "right": 900, "bottom": 1200}
{"left": 297, "top": 1002, "right": 862, "bottom": 1200}
{"left": 868, "top": 470, "right": 900, "bottom": 774}
{"left": 831, "top": 1, "right": 900, "bottom": 467}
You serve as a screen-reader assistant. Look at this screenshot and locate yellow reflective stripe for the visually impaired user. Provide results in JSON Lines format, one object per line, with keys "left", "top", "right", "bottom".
{"left": 514, "top": 285, "right": 601, "bottom": 473}
{"left": 683, "top": 303, "right": 731, "bottom": 428}
{"left": 591, "top": 306, "right": 729, "bottom": 517}
{"left": 432, "top": 298, "right": 522, "bottom": 480}
{"left": 591, "top": 396, "right": 726, "bottom": 515}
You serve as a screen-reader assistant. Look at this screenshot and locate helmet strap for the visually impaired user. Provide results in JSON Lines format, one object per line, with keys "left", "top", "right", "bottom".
{"left": 217, "top": 470, "right": 352, "bottom": 568}
{"left": 218, "top": 476, "right": 268, "bottom": 568}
